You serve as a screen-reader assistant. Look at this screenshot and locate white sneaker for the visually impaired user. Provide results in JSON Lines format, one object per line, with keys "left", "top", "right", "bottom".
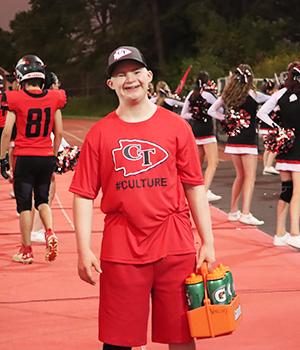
{"left": 239, "top": 213, "right": 264, "bottom": 226}
{"left": 207, "top": 190, "right": 222, "bottom": 202}
{"left": 285, "top": 234, "right": 300, "bottom": 249}
{"left": 228, "top": 210, "right": 241, "bottom": 222}
{"left": 31, "top": 229, "right": 46, "bottom": 243}
{"left": 263, "top": 166, "right": 280, "bottom": 175}
{"left": 273, "top": 232, "right": 290, "bottom": 246}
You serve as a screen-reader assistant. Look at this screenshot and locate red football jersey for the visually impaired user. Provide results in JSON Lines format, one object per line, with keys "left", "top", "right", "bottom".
{"left": 69, "top": 107, "right": 204, "bottom": 264}
{"left": 1, "top": 89, "right": 66, "bottom": 156}
{"left": 0, "top": 93, "right": 7, "bottom": 128}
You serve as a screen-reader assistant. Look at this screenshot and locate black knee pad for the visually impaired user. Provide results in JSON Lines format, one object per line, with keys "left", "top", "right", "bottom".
{"left": 34, "top": 193, "right": 49, "bottom": 210}
{"left": 34, "top": 199, "right": 48, "bottom": 211}
{"left": 14, "top": 181, "right": 33, "bottom": 214}
{"left": 279, "top": 180, "right": 293, "bottom": 203}
{"left": 103, "top": 344, "right": 131, "bottom": 350}
{"left": 17, "top": 198, "right": 32, "bottom": 214}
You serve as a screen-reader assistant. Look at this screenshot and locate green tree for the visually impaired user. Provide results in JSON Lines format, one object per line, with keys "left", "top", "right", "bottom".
{"left": 5, "top": 0, "right": 300, "bottom": 96}
{"left": 10, "top": 0, "right": 87, "bottom": 74}
{"left": 0, "top": 29, "right": 17, "bottom": 72}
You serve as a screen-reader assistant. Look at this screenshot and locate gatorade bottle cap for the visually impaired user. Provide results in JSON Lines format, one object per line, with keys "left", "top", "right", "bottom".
{"left": 218, "top": 263, "right": 230, "bottom": 272}
{"left": 185, "top": 273, "right": 203, "bottom": 284}
{"left": 207, "top": 268, "right": 226, "bottom": 280}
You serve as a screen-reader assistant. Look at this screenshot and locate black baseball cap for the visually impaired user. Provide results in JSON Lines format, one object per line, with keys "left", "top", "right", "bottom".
{"left": 106, "top": 46, "right": 148, "bottom": 77}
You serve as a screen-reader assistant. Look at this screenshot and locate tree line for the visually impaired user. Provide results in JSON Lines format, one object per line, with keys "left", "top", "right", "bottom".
{"left": 0, "top": 0, "right": 300, "bottom": 96}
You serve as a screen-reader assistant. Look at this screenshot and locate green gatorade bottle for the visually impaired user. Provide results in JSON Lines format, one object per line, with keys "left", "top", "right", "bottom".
{"left": 218, "top": 263, "right": 236, "bottom": 300}
{"left": 206, "top": 268, "right": 229, "bottom": 305}
{"left": 185, "top": 273, "right": 204, "bottom": 310}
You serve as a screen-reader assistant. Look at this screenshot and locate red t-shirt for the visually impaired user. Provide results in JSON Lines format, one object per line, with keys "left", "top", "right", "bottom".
{"left": 1, "top": 89, "right": 66, "bottom": 156}
{"left": 69, "top": 107, "right": 204, "bottom": 264}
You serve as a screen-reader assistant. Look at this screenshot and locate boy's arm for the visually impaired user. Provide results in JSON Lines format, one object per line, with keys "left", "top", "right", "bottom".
{"left": 52, "top": 109, "right": 63, "bottom": 156}
{"left": 73, "top": 193, "right": 101, "bottom": 285}
{"left": 183, "top": 183, "right": 215, "bottom": 271}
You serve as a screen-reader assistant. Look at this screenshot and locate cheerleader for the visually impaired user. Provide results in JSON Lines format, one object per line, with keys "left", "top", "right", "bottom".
{"left": 258, "top": 78, "right": 279, "bottom": 175}
{"left": 150, "top": 81, "right": 184, "bottom": 111}
{"left": 208, "top": 64, "right": 274, "bottom": 225}
{"left": 147, "top": 82, "right": 155, "bottom": 98}
{"left": 257, "top": 62, "right": 300, "bottom": 248}
{"left": 181, "top": 71, "right": 221, "bottom": 201}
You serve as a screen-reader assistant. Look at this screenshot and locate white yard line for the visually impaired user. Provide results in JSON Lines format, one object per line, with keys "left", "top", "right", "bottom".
{"left": 55, "top": 129, "right": 84, "bottom": 230}
{"left": 63, "top": 130, "right": 85, "bottom": 143}
{"left": 55, "top": 193, "right": 74, "bottom": 230}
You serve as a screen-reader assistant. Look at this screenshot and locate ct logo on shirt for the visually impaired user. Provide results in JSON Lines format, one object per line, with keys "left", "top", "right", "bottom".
{"left": 112, "top": 139, "right": 169, "bottom": 177}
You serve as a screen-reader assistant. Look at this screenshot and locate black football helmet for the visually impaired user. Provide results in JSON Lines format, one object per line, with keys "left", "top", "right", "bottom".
{"left": 0, "top": 74, "right": 3, "bottom": 88}
{"left": 292, "top": 66, "right": 300, "bottom": 84}
{"left": 15, "top": 55, "right": 45, "bottom": 84}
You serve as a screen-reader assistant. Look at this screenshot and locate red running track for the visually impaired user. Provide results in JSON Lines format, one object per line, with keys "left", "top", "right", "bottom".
{"left": 1, "top": 119, "right": 300, "bottom": 350}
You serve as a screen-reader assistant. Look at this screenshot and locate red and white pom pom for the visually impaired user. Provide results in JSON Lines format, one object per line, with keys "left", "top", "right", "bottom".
{"left": 189, "top": 97, "right": 210, "bottom": 122}
{"left": 263, "top": 127, "right": 295, "bottom": 154}
{"left": 204, "top": 80, "right": 218, "bottom": 94}
{"left": 55, "top": 146, "right": 81, "bottom": 174}
{"left": 220, "top": 108, "right": 251, "bottom": 137}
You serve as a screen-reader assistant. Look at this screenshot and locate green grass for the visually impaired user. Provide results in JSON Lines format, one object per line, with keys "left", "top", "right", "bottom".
{"left": 63, "top": 93, "right": 118, "bottom": 120}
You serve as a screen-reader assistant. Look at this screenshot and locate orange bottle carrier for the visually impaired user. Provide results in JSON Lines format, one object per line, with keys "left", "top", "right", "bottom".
{"left": 186, "top": 262, "right": 242, "bottom": 338}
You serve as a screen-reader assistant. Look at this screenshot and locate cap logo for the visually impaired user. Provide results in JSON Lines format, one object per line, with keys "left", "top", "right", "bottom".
{"left": 114, "top": 48, "right": 132, "bottom": 61}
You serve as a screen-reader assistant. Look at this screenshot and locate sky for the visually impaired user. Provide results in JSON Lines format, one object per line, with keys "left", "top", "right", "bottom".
{"left": 0, "top": 0, "right": 31, "bottom": 31}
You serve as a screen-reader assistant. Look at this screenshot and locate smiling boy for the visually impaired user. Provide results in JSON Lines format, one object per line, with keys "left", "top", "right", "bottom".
{"left": 69, "top": 46, "right": 215, "bottom": 350}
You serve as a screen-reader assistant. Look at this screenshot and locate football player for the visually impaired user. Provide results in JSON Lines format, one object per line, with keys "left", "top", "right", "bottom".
{"left": 0, "top": 74, "right": 5, "bottom": 140}
{"left": 0, "top": 55, "right": 67, "bottom": 264}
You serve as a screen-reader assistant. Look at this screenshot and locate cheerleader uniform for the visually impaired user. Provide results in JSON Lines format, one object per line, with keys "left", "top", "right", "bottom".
{"left": 208, "top": 90, "right": 271, "bottom": 154}
{"left": 258, "top": 88, "right": 300, "bottom": 171}
{"left": 259, "top": 120, "right": 271, "bottom": 135}
{"left": 181, "top": 90, "right": 218, "bottom": 145}
{"left": 258, "top": 91, "right": 274, "bottom": 135}
{"left": 150, "top": 96, "right": 184, "bottom": 111}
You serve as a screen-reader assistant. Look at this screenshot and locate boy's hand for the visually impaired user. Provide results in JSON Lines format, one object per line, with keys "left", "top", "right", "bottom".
{"left": 77, "top": 249, "right": 102, "bottom": 286}
{"left": 0, "top": 158, "right": 9, "bottom": 179}
{"left": 196, "top": 243, "right": 215, "bottom": 272}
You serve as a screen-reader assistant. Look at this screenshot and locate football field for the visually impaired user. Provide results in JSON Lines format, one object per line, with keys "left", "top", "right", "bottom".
{"left": 1, "top": 119, "right": 300, "bottom": 350}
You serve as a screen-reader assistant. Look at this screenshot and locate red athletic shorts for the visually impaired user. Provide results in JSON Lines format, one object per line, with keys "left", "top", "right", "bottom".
{"left": 99, "top": 254, "right": 196, "bottom": 347}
